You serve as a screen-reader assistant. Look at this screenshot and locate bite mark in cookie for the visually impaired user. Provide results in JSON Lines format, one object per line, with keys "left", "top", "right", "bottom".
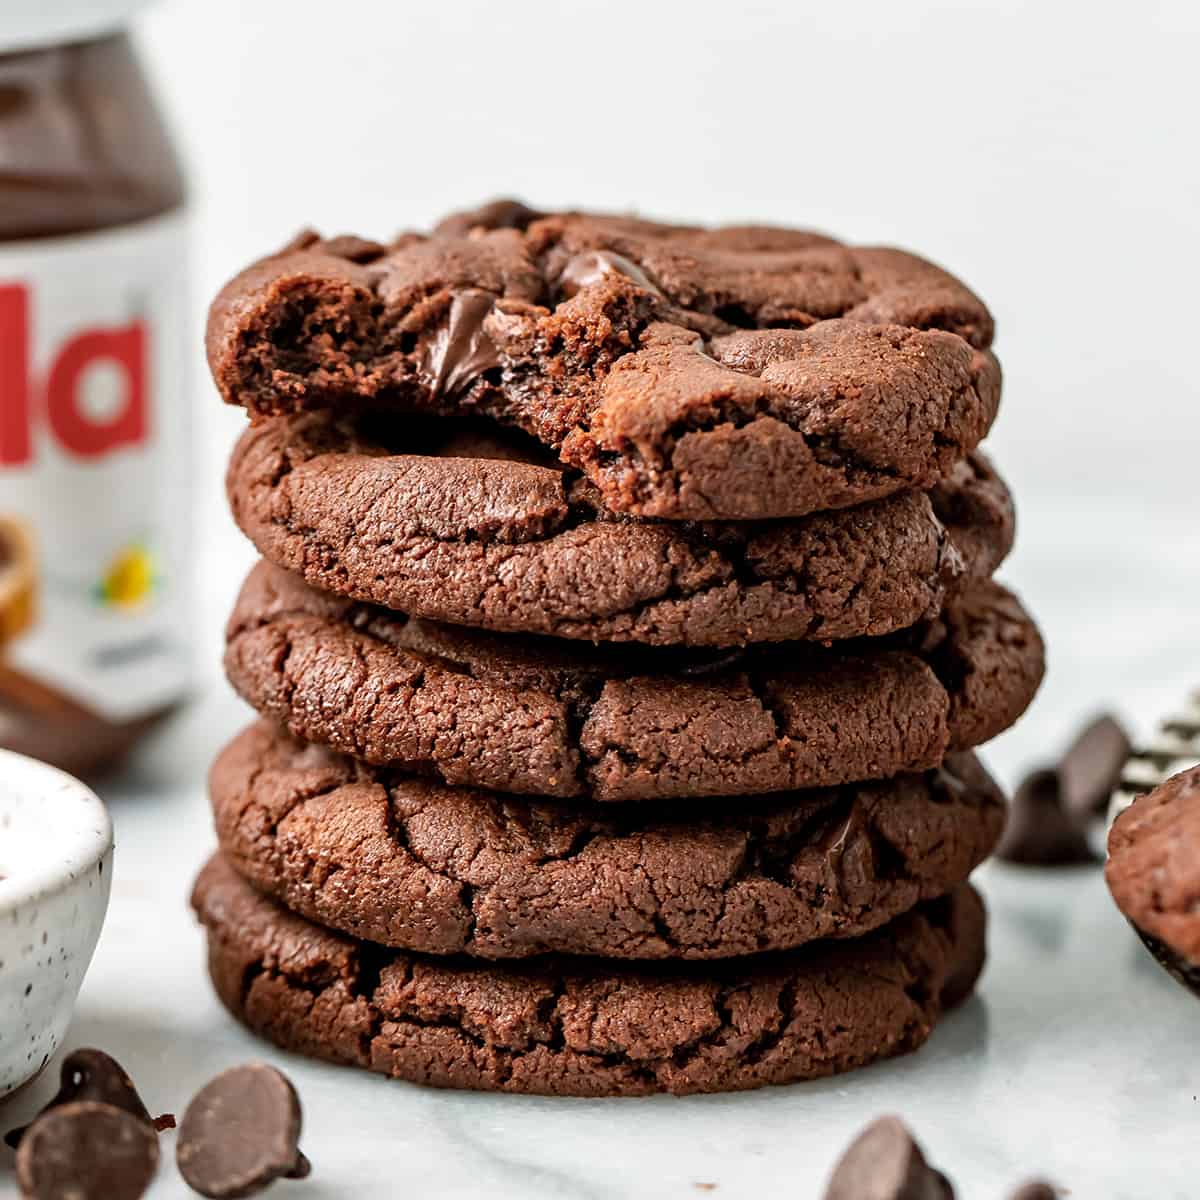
{"left": 207, "top": 206, "right": 998, "bottom": 520}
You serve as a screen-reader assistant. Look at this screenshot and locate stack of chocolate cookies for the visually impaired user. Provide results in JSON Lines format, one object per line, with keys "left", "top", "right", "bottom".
{"left": 195, "top": 202, "right": 1044, "bottom": 1096}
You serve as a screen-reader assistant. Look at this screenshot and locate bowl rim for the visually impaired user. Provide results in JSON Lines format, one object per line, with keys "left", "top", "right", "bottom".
{"left": 0, "top": 748, "right": 113, "bottom": 914}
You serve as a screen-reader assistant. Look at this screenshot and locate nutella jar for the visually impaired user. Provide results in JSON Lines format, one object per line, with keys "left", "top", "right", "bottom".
{"left": 0, "top": 3, "right": 190, "bottom": 775}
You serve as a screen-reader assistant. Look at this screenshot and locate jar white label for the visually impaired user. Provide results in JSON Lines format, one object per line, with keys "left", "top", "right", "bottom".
{"left": 0, "top": 213, "right": 191, "bottom": 723}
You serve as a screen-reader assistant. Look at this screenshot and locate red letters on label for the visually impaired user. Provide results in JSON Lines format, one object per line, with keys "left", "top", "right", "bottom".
{"left": 0, "top": 283, "right": 148, "bottom": 466}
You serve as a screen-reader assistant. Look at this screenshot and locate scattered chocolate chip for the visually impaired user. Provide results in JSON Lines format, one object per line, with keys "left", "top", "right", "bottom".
{"left": 15, "top": 1100, "right": 159, "bottom": 1200}
{"left": 995, "top": 768, "right": 1097, "bottom": 865}
{"left": 5, "top": 1048, "right": 165, "bottom": 1149}
{"left": 823, "top": 1116, "right": 954, "bottom": 1200}
{"left": 997, "top": 712, "right": 1131, "bottom": 865}
{"left": 1058, "top": 713, "right": 1132, "bottom": 821}
{"left": 1009, "top": 1183, "right": 1059, "bottom": 1200}
{"left": 177, "top": 1064, "right": 311, "bottom": 1198}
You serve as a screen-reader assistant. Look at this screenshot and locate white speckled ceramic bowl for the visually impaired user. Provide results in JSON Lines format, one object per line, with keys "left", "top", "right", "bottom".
{"left": 0, "top": 750, "right": 112, "bottom": 1096}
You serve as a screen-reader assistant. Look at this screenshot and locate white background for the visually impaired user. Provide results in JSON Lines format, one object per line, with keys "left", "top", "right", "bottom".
{"left": 4, "top": 1, "right": 1200, "bottom": 1196}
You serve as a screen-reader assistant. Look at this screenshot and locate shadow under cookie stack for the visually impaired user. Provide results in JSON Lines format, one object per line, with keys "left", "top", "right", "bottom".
{"left": 195, "top": 201, "right": 1044, "bottom": 1096}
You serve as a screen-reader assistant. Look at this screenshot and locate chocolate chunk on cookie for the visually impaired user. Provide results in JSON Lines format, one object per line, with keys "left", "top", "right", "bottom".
{"left": 211, "top": 721, "right": 1004, "bottom": 961}
{"left": 227, "top": 412, "right": 1013, "bottom": 646}
{"left": 192, "top": 855, "right": 986, "bottom": 1097}
{"left": 224, "top": 562, "right": 1043, "bottom": 802}
{"left": 1106, "top": 764, "right": 1200, "bottom": 993}
{"left": 207, "top": 206, "right": 998, "bottom": 520}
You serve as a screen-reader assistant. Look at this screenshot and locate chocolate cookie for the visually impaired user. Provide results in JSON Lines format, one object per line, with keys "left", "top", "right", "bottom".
{"left": 207, "top": 206, "right": 1000, "bottom": 520}
{"left": 227, "top": 412, "right": 1013, "bottom": 647}
{"left": 1106, "top": 765, "right": 1200, "bottom": 991}
{"left": 225, "top": 562, "right": 1044, "bottom": 802}
{"left": 192, "top": 854, "right": 986, "bottom": 1097}
{"left": 211, "top": 720, "right": 1004, "bottom": 961}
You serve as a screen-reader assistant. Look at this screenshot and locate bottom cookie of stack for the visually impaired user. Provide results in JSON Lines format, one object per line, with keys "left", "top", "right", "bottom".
{"left": 193, "top": 855, "right": 986, "bottom": 1097}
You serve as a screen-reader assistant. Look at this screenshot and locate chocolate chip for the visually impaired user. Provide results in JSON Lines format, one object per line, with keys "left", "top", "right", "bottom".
{"left": 997, "top": 713, "right": 1133, "bottom": 865}
{"left": 5, "top": 1048, "right": 163, "bottom": 1149}
{"left": 420, "top": 289, "right": 503, "bottom": 398}
{"left": 823, "top": 1116, "right": 955, "bottom": 1200}
{"left": 177, "top": 1064, "right": 311, "bottom": 1198}
{"left": 15, "top": 1100, "right": 159, "bottom": 1200}
{"left": 556, "top": 249, "right": 664, "bottom": 301}
{"left": 1009, "top": 1183, "right": 1059, "bottom": 1200}
{"left": 1058, "top": 713, "right": 1131, "bottom": 821}
{"left": 995, "top": 768, "right": 1098, "bottom": 865}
